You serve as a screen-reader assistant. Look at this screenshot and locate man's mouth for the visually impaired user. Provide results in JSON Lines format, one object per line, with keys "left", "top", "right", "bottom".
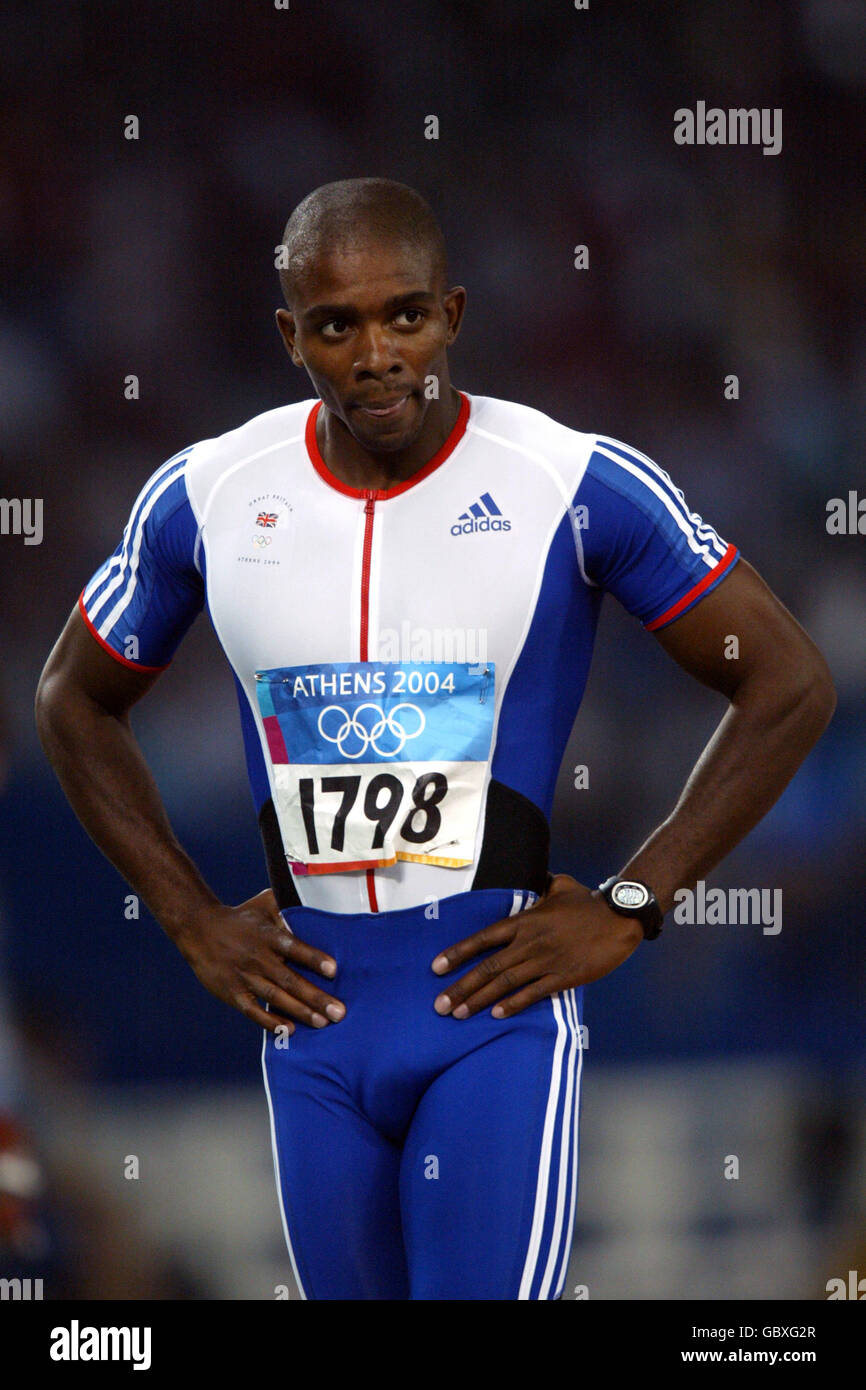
{"left": 354, "top": 393, "right": 411, "bottom": 419}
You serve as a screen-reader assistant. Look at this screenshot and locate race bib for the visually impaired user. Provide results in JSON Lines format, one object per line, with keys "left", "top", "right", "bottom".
{"left": 254, "top": 661, "right": 495, "bottom": 874}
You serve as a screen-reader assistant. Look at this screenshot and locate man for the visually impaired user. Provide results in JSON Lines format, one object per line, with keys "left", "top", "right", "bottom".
{"left": 36, "top": 178, "right": 835, "bottom": 1300}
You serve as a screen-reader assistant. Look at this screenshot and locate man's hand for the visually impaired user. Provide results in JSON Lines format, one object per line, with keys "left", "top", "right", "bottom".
{"left": 430, "top": 873, "right": 643, "bottom": 1020}
{"left": 174, "top": 888, "right": 346, "bottom": 1035}
{"left": 36, "top": 611, "right": 348, "bottom": 1038}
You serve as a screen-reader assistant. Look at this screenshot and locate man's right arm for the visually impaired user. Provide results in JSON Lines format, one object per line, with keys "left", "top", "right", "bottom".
{"left": 35, "top": 607, "right": 345, "bottom": 1033}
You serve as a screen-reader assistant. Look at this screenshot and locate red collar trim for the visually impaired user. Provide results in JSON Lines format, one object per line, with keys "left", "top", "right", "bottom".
{"left": 305, "top": 391, "right": 471, "bottom": 499}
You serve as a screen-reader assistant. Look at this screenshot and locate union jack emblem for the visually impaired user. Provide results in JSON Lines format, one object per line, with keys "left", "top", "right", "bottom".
{"left": 256, "top": 512, "right": 278, "bottom": 528}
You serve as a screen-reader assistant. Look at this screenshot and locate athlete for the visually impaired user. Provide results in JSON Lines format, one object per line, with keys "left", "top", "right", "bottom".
{"left": 35, "top": 179, "right": 835, "bottom": 1300}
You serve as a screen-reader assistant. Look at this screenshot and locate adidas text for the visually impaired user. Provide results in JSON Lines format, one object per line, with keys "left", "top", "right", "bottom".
{"left": 451, "top": 517, "right": 512, "bottom": 536}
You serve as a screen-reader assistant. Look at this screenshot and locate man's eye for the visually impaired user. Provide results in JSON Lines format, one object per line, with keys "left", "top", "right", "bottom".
{"left": 395, "top": 308, "right": 424, "bottom": 326}
{"left": 321, "top": 319, "right": 349, "bottom": 338}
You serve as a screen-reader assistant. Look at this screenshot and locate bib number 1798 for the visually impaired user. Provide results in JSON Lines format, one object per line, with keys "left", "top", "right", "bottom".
{"left": 297, "top": 770, "right": 448, "bottom": 855}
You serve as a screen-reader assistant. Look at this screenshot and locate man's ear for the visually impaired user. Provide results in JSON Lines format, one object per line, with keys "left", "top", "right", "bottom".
{"left": 275, "top": 308, "right": 303, "bottom": 367}
{"left": 444, "top": 285, "right": 467, "bottom": 344}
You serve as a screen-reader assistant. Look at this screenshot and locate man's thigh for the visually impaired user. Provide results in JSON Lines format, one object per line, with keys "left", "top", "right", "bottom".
{"left": 263, "top": 1033, "right": 410, "bottom": 1300}
{"left": 399, "top": 987, "right": 584, "bottom": 1300}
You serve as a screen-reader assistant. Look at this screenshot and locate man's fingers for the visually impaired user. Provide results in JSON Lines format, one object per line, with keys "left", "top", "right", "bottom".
{"left": 443, "top": 958, "right": 544, "bottom": 1019}
{"left": 430, "top": 918, "right": 515, "bottom": 975}
{"left": 237, "top": 995, "right": 295, "bottom": 1035}
{"left": 246, "top": 889, "right": 337, "bottom": 979}
{"left": 276, "top": 929, "right": 338, "bottom": 980}
{"left": 248, "top": 970, "right": 345, "bottom": 1028}
{"left": 490, "top": 977, "right": 562, "bottom": 1019}
{"left": 546, "top": 873, "right": 580, "bottom": 897}
{"left": 433, "top": 944, "right": 531, "bottom": 1015}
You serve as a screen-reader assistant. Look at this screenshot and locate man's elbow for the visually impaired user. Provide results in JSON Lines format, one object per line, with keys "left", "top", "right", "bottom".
{"left": 800, "top": 653, "right": 837, "bottom": 731}
{"left": 737, "top": 641, "right": 836, "bottom": 736}
{"left": 34, "top": 660, "right": 72, "bottom": 755}
{"left": 772, "top": 646, "right": 836, "bottom": 736}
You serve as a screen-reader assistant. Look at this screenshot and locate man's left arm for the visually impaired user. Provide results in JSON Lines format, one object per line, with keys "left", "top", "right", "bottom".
{"left": 613, "top": 556, "right": 835, "bottom": 906}
{"left": 432, "top": 559, "right": 836, "bottom": 1018}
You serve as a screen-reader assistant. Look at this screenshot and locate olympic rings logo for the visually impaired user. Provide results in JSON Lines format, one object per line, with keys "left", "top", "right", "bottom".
{"left": 317, "top": 702, "right": 426, "bottom": 759}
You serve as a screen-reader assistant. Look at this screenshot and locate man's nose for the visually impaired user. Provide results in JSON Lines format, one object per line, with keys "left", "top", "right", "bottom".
{"left": 353, "top": 324, "right": 401, "bottom": 376}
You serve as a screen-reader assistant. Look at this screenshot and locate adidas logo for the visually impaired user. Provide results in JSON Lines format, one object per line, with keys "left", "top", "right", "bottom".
{"left": 450, "top": 492, "right": 512, "bottom": 536}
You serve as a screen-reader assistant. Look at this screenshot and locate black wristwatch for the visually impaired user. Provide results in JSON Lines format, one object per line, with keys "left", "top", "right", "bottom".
{"left": 597, "top": 876, "right": 664, "bottom": 940}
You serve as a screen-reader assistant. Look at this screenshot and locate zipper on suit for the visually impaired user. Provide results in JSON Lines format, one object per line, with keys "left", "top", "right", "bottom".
{"left": 360, "top": 489, "right": 379, "bottom": 911}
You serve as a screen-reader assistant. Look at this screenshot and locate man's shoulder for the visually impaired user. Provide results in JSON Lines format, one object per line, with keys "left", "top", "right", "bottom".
{"left": 467, "top": 393, "right": 598, "bottom": 466}
{"left": 466, "top": 396, "right": 677, "bottom": 503}
{"left": 182, "top": 398, "right": 315, "bottom": 485}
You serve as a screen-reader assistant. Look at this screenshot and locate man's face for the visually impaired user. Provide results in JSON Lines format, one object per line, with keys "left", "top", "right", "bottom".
{"left": 276, "top": 235, "right": 465, "bottom": 454}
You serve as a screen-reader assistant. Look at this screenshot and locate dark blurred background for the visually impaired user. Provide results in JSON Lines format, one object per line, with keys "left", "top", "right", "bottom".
{"left": 0, "top": 0, "right": 863, "bottom": 1298}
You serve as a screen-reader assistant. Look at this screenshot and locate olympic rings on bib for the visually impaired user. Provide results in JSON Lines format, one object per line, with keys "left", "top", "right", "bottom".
{"left": 317, "top": 702, "right": 427, "bottom": 759}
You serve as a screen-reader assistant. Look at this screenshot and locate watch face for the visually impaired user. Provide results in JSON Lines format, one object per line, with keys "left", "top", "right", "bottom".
{"left": 612, "top": 881, "right": 650, "bottom": 912}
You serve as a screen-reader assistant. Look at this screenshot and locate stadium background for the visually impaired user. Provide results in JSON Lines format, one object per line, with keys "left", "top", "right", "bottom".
{"left": 0, "top": 0, "right": 863, "bottom": 1298}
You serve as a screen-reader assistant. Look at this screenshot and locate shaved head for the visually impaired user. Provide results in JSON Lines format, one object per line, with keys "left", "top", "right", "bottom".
{"left": 279, "top": 178, "right": 448, "bottom": 307}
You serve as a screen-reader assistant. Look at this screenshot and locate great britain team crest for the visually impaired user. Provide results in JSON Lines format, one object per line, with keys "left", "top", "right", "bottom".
{"left": 238, "top": 493, "right": 293, "bottom": 563}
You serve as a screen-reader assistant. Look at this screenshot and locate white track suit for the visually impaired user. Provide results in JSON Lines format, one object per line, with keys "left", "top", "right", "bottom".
{"left": 81, "top": 392, "right": 737, "bottom": 1298}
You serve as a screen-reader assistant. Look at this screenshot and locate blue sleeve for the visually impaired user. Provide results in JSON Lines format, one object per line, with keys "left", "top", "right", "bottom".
{"left": 575, "top": 438, "right": 739, "bottom": 630}
{"left": 79, "top": 454, "right": 204, "bottom": 670}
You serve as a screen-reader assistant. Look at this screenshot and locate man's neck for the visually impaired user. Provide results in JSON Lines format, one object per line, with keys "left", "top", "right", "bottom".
{"left": 316, "top": 386, "right": 463, "bottom": 491}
